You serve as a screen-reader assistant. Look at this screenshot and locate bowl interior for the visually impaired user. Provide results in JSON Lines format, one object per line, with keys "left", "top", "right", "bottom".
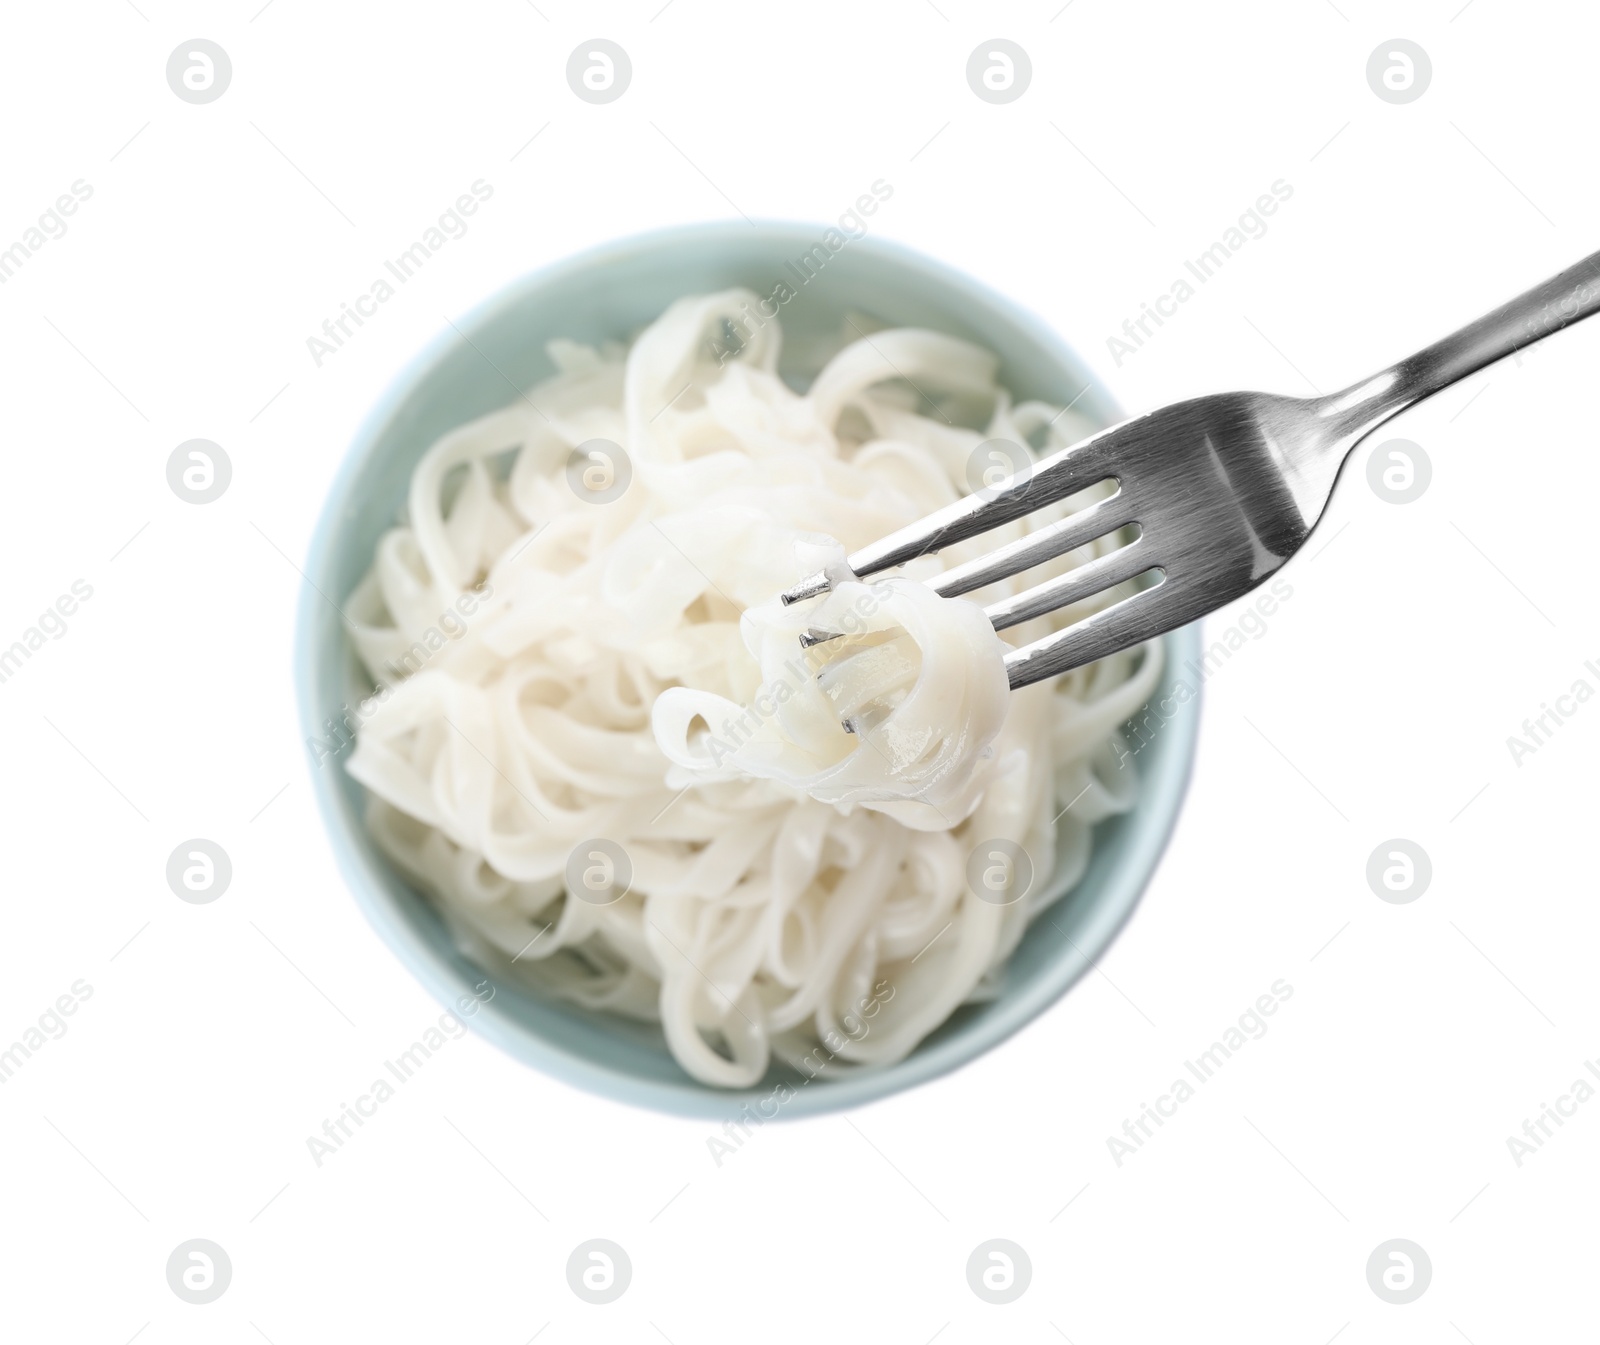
{"left": 297, "top": 222, "right": 1200, "bottom": 1119}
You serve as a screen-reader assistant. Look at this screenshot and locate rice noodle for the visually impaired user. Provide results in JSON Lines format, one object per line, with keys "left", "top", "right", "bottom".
{"left": 344, "top": 289, "right": 1162, "bottom": 1087}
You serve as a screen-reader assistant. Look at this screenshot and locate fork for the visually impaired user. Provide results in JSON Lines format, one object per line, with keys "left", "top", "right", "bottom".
{"left": 781, "top": 249, "right": 1600, "bottom": 689}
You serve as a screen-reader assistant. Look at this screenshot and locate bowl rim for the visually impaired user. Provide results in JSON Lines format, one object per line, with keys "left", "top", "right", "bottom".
{"left": 295, "top": 220, "right": 1203, "bottom": 1120}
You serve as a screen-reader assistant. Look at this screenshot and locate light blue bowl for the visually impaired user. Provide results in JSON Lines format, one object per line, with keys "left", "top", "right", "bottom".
{"left": 296, "top": 222, "right": 1202, "bottom": 1120}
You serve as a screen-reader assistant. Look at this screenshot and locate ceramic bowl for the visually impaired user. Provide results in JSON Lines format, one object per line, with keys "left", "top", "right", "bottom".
{"left": 295, "top": 222, "right": 1201, "bottom": 1119}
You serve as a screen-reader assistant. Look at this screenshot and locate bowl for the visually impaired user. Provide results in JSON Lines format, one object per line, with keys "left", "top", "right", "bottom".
{"left": 296, "top": 221, "right": 1202, "bottom": 1120}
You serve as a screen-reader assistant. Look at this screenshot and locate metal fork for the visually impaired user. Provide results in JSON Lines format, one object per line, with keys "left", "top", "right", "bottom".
{"left": 782, "top": 249, "right": 1600, "bottom": 689}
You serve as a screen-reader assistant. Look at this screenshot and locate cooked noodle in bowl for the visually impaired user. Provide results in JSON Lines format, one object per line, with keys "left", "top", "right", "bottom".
{"left": 342, "top": 289, "right": 1162, "bottom": 1088}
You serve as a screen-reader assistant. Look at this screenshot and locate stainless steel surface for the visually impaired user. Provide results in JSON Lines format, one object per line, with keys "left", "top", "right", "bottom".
{"left": 781, "top": 249, "right": 1600, "bottom": 689}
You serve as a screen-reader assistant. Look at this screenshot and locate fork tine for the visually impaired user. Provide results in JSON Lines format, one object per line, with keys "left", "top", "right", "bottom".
{"left": 1002, "top": 575, "right": 1206, "bottom": 689}
{"left": 926, "top": 489, "right": 1135, "bottom": 599}
{"left": 780, "top": 435, "right": 1117, "bottom": 604}
{"left": 983, "top": 537, "right": 1155, "bottom": 631}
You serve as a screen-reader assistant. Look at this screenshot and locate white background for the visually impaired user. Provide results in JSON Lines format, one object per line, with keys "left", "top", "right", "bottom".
{"left": 2, "top": 1, "right": 1596, "bottom": 1341}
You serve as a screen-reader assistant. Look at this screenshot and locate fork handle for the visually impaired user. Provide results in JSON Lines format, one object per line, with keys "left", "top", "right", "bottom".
{"left": 1323, "top": 249, "right": 1600, "bottom": 444}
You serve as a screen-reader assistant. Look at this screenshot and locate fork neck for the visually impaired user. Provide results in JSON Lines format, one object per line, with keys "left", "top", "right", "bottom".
{"left": 1313, "top": 247, "right": 1600, "bottom": 452}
